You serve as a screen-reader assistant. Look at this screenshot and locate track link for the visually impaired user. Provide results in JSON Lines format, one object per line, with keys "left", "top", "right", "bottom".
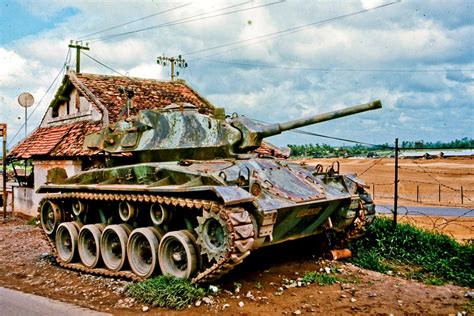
{"left": 39, "top": 192, "right": 254, "bottom": 283}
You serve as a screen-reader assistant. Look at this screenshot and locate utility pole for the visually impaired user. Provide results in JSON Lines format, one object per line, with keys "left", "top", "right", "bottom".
{"left": 393, "top": 138, "right": 399, "bottom": 229}
{"left": 156, "top": 54, "right": 188, "bottom": 80}
{"left": 68, "top": 41, "right": 90, "bottom": 73}
{"left": 1, "top": 124, "right": 7, "bottom": 221}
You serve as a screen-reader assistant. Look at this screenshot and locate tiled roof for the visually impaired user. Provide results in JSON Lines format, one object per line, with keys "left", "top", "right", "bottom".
{"left": 8, "top": 72, "right": 215, "bottom": 159}
{"left": 76, "top": 73, "right": 214, "bottom": 123}
{"left": 8, "top": 122, "right": 102, "bottom": 159}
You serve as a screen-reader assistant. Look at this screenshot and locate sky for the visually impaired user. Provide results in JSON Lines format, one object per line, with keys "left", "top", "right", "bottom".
{"left": 0, "top": 0, "right": 473, "bottom": 149}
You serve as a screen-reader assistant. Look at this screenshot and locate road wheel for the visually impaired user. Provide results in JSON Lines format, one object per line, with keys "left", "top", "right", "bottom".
{"left": 78, "top": 224, "right": 105, "bottom": 268}
{"left": 55, "top": 222, "right": 79, "bottom": 263}
{"left": 40, "top": 200, "right": 63, "bottom": 237}
{"left": 159, "top": 230, "right": 198, "bottom": 279}
{"left": 127, "top": 227, "right": 160, "bottom": 278}
{"left": 101, "top": 224, "right": 133, "bottom": 271}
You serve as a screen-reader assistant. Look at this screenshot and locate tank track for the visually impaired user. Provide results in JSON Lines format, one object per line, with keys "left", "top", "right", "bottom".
{"left": 39, "top": 192, "right": 254, "bottom": 284}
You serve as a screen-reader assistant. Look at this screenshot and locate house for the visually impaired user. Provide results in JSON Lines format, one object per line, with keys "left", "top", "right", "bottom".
{"left": 7, "top": 70, "right": 215, "bottom": 217}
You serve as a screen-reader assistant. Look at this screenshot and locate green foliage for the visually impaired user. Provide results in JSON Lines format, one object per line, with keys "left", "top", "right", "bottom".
{"left": 287, "top": 137, "right": 473, "bottom": 158}
{"left": 26, "top": 217, "right": 38, "bottom": 226}
{"left": 301, "top": 272, "right": 339, "bottom": 285}
{"left": 350, "top": 217, "right": 474, "bottom": 288}
{"left": 254, "top": 282, "right": 263, "bottom": 290}
{"left": 125, "top": 275, "right": 205, "bottom": 310}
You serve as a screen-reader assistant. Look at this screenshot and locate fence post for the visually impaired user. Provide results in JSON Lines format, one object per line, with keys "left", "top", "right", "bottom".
{"left": 393, "top": 138, "right": 399, "bottom": 229}
{"left": 416, "top": 185, "right": 419, "bottom": 203}
{"left": 461, "top": 186, "right": 463, "bottom": 204}
{"left": 438, "top": 184, "right": 441, "bottom": 202}
{"left": 372, "top": 183, "right": 375, "bottom": 199}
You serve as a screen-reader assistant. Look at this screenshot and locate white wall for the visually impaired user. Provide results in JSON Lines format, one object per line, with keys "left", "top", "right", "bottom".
{"left": 13, "top": 159, "right": 82, "bottom": 218}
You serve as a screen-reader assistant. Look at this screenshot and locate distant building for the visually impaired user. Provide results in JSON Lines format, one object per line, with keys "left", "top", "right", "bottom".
{"left": 7, "top": 70, "right": 215, "bottom": 217}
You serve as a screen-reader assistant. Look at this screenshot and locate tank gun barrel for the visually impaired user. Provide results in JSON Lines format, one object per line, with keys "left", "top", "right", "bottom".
{"left": 261, "top": 100, "right": 382, "bottom": 138}
{"left": 232, "top": 100, "right": 382, "bottom": 151}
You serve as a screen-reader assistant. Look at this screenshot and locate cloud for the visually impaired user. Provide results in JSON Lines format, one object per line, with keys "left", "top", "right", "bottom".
{"left": 0, "top": 0, "right": 473, "bottom": 148}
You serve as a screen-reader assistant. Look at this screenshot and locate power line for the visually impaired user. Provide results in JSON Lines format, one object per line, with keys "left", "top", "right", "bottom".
{"left": 8, "top": 63, "right": 67, "bottom": 148}
{"left": 88, "top": 1, "right": 282, "bottom": 43}
{"left": 184, "top": 0, "right": 400, "bottom": 57}
{"left": 198, "top": 58, "right": 474, "bottom": 73}
{"left": 77, "top": 2, "right": 192, "bottom": 40}
{"left": 251, "top": 118, "right": 393, "bottom": 148}
{"left": 81, "top": 51, "right": 128, "bottom": 77}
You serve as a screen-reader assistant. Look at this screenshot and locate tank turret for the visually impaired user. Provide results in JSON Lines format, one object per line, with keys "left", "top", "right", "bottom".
{"left": 85, "top": 100, "right": 382, "bottom": 161}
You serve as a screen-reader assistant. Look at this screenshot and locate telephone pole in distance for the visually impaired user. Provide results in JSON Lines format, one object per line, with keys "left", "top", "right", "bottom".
{"left": 156, "top": 54, "right": 188, "bottom": 80}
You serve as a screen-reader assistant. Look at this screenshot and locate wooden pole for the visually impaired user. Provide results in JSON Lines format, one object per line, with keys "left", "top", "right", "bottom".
{"left": 1, "top": 124, "right": 7, "bottom": 221}
{"left": 461, "top": 186, "right": 464, "bottom": 204}
{"left": 416, "top": 184, "right": 419, "bottom": 203}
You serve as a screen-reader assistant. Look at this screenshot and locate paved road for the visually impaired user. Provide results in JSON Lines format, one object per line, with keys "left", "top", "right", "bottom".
{"left": 0, "top": 287, "right": 109, "bottom": 316}
{"left": 376, "top": 204, "right": 474, "bottom": 217}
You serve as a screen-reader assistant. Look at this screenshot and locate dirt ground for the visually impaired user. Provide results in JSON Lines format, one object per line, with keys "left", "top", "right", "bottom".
{"left": 303, "top": 156, "right": 474, "bottom": 242}
{"left": 0, "top": 218, "right": 472, "bottom": 315}
{"left": 303, "top": 156, "right": 474, "bottom": 208}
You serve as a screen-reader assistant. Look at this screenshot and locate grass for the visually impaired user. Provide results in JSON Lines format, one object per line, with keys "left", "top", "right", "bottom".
{"left": 349, "top": 217, "right": 474, "bottom": 288}
{"left": 125, "top": 275, "right": 205, "bottom": 310}
{"left": 26, "top": 217, "right": 38, "bottom": 226}
{"left": 301, "top": 272, "right": 339, "bottom": 285}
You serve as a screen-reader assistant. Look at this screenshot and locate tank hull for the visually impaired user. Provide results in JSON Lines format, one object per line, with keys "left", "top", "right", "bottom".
{"left": 38, "top": 157, "right": 374, "bottom": 282}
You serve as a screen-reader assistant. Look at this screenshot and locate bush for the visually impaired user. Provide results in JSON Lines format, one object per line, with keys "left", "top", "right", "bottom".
{"left": 126, "top": 275, "right": 205, "bottom": 310}
{"left": 350, "top": 217, "right": 474, "bottom": 287}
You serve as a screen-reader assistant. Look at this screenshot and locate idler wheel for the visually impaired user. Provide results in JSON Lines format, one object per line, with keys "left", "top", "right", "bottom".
{"left": 127, "top": 227, "right": 161, "bottom": 278}
{"left": 40, "top": 200, "right": 63, "bottom": 236}
{"left": 55, "top": 222, "right": 81, "bottom": 263}
{"left": 101, "top": 224, "right": 133, "bottom": 271}
{"left": 78, "top": 224, "right": 106, "bottom": 268}
{"left": 72, "top": 199, "right": 87, "bottom": 216}
{"left": 118, "top": 201, "right": 136, "bottom": 222}
{"left": 159, "top": 230, "right": 198, "bottom": 279}
{"left": 149, "top": 203, "right": 171, "bottom": 226}
{"left": 195, "top": 211, "right": 230, "bottom": 262}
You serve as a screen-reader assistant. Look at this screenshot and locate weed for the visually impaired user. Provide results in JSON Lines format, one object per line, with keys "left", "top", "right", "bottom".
{"left": 350, "top": 217, "right": 474, "bottom": 288}
{"left": 26, "top": 217, "right": 38, "bottom": 226}
{"left": 233, "top": 282, "right": 242, "bottom": 291}
{"left": 302, "top": 272, "right": 339, "bottom": 285}
{"left": 254, "top": 282, "right": 263, "bottom": 290}
{"left": 423, "top": 278, "right": 445, "bottom": 286}
{"left": 125, "top": 275, "right": 205, "bottom": 310}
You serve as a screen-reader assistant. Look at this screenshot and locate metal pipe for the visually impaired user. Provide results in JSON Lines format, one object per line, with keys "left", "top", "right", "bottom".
{"left": 324, "top": 248, "right": 352, "bottom": 260}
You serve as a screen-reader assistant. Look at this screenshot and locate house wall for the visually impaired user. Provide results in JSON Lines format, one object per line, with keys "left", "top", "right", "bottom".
{"left": 41, "top": 88, "right": 102, "bottom": 127}
{"left": 13, "top": 159, "right": 82, "bottom": 217}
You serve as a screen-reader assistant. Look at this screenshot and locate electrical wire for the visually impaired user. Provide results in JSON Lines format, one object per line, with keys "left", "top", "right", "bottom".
{"left": 184, "top": 0, "right": 400, "bottom": 57}
{"left": 251, "top": 118, "right": 393, "bottom": 148}
{"left": 8, "top": 56, "right": 69, "bottom": 148}
{"left": 88, "top": 1, "right": 283, "bottom": 43}
{"left": 77, "top": 2, "right": 193, "bottom": 40}
{"left": 81, "top": 51, "right": 129, "bottom": 77}
{"left": 196, "top": 58, "right": 474, "bottom": 73}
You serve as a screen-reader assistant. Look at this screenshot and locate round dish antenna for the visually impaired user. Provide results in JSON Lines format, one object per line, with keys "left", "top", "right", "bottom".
{"left": 18, "top": 92, "right": 34, "bottom": 108}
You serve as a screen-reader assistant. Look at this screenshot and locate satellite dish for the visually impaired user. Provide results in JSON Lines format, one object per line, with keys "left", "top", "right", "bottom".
{"left": 18, "top": 92, "right": 34, "bottom": 108}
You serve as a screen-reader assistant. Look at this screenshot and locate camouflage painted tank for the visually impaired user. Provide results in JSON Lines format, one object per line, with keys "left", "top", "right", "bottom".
{"left": 38, "top": 100, "right": 382, "bottom": 282}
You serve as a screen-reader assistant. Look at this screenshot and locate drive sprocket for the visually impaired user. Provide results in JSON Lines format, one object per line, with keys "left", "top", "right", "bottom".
{"left": 195, "top": 210, "right": 231, "bottom": 263}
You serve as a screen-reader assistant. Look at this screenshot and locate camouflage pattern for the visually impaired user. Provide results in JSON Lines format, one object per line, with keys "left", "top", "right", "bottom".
{"left": 37, "top": 99, "right": 381, "bottom": 281}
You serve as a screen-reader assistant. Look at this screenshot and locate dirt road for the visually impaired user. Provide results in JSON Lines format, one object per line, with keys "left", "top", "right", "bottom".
{"left": 0, "top": 219, "right": 471, "bottom": 314}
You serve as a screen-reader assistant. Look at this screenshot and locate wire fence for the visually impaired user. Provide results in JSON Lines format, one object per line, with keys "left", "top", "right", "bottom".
{"left": 359, "top": 143, "right": 474, "bottom": 241}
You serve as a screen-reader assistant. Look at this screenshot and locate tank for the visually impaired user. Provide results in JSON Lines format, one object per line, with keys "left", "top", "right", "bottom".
{"left": 37, "top": 99, "right": 382, "bottom": 283}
